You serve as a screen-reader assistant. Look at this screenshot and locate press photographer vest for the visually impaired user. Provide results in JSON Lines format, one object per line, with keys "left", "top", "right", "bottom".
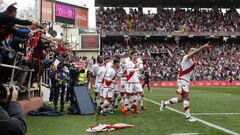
{"left": 78, "top": 69, "right": 88, "bottom": 83}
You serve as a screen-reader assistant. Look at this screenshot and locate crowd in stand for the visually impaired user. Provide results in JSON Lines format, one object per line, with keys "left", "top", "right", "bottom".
{"left": 102, "top": 40, "right": 240, "bottom": 81}
{"left": 96, "top": 7, "right": 240, "bottom": 32}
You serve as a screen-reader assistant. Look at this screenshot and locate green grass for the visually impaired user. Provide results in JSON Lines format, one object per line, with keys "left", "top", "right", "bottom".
{"left": 26, "top": 86, "right": 240, "bottom": 135}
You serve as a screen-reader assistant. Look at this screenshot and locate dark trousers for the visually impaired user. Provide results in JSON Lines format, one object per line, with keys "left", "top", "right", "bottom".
{"left": 142, "top": 81, "right": 150, "bottom": 90}
{"left": 0, "top": 56, "right": 14, "bottom": 83}
{"left": 68, "top": 80, "right": 76, "bottom": 105}
{"left": 65, "top": 84, "right": 70, "bottom": 102}
{"left": 49, "top": 85, "right": 55, "bottom": 102}
{"left": 54, "top": 84, "right": 65, "bottom": 108}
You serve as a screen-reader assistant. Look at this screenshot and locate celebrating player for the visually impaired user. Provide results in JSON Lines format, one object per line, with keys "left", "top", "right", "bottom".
{"left": 160, "top": 42, "right": 210, "bottom": 122}
{"left": 91, "top": 55, "right": 104, "bottom": 104}
{"left": 123, "top": 51, "right": 145, "bottom": 115}
{"left": 100, "top": 59, "right": 121, "bottom": 115}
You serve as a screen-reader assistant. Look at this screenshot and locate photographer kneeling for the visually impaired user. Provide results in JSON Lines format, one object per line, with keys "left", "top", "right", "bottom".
{"left": 0, "top": 84, "right": 26, "bottom": 135}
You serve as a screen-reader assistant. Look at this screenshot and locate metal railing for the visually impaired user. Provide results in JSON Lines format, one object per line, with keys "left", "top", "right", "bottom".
{"left": 0, "top": 53, "right": 39, "bottom": 100}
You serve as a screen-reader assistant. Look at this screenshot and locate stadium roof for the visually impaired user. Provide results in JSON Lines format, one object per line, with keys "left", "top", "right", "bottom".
{"left": 95, "top": 0, "right": 240, "bottom": 8}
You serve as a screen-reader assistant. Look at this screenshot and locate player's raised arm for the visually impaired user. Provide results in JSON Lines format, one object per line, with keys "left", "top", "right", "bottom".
{"left": 187, "top": 42, "right": 210, "bottom": 59}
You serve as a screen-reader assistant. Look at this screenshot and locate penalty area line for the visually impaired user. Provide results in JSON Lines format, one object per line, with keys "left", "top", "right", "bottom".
{"left": 144, "top": 97, "right": 240, "bottom": 135}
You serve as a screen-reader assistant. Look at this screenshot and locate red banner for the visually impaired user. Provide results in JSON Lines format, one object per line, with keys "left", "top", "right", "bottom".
{"left": 75, "top": 7, "right": 88, "bottom": 27}
{"left": 148, "top": 81, "right": 240, "bottom": 87}
{"left": 80, "top": 34, "right": 100, "bottom": 50}
{"left": 41, "top": 0, "right": 53, "bottom": 21}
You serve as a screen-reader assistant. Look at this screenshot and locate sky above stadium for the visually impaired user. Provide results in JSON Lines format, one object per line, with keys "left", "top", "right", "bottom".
{"left": 3, "top": 0, "right": 96, "bottom": 28}
{"left": 2, "top": 0, "right": 240, "bottom": 29}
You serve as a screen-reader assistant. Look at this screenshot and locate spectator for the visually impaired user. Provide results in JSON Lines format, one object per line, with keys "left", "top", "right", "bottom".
{"left": 101, "top": 40, "right": 240, "bottom": 81}
{"left": 96, "top": 7, "right": 240, "bottom": 33}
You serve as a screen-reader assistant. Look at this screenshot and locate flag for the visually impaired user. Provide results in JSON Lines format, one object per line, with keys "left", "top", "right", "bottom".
{"left": 86, "top": 123, "right": 134, "bottom": 133}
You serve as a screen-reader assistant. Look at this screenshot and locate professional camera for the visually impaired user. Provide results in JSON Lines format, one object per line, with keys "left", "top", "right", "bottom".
{"left": 0, "top": 84, "right": 14, "bottom": 108}
{"left": 69, "top": 65, "right": 80, "bottom": 85}
{"left": 0, "top": 84, "right": 21, "bottom": 102}
{"left": 0, "top": 84, "right": 9, "bottom": 101}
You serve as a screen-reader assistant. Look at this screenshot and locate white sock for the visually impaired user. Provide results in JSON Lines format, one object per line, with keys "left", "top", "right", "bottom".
{"left": 138, "top": 95, "right": 143, "bottom": 106}
{"left": 183, "top": 100, "right": 191, "bottom": 118}
{"left": 164, "top": 97, "right": 178, "bottom": 106}
{"left": 133, "top": 95, "right": 138, "bottom": 105}
{"left": 123, "top": 98, "right": 129, "bottom": 111}
{"left": 114, "top": 96, "right": 122, "bottom": 107}
{"left": 102, "top": 100, "right": 110, "bottom": 113}
{"left": 128, "top": 96, "right": 133, "bottom": 109}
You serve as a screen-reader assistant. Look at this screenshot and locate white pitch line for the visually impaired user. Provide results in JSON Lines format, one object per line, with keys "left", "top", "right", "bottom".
{"left": 144, "top": 98, "right": 240, "bottom": 135}
{"left": 192, "top": 113, "right": 240, "bottom": 116}
{"left": 171, "top": 133, "right": 199, "bottom": 135}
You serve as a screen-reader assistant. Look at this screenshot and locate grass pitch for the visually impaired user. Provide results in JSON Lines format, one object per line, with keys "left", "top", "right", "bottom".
{"left": 26, "top": 86, "right": 240, "bottom": 135}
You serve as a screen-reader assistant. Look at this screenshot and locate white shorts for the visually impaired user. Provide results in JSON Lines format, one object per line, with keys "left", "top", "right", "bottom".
{"left": 176, "top": 80, "right": 189, "bottom": 95}
{"left": 120, "top": 79, "right": 127, "bottom": 93}
{"left": 126, "top": 83, "right": 144, "bottom": 94}
{"left": 102, "top": 87, "right": 114, "bottom": 99}
{"left": 99, "top": 85, "right": 104, "bottom": 97}
{"left": 94, "top": 82, "right": 102, "bottom": 93}
{"left": 111, "top": 84, "right": 119, "bottom": 93}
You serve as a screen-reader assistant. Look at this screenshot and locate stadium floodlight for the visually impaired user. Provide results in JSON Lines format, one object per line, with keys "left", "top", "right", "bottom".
{"left": 210, "top": 35, "right": 215, "bottom": 38}
{"left": 146, "top": 35, "right": 150, "bottom": 38}
{"left": 231, "top": 35, "right": 236, "bottom": 38}
{"left": 188, "top": 35, "right": 194, "bottom": 38}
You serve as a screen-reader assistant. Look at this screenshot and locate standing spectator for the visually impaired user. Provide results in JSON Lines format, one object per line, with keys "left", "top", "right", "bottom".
{"left": 0, "top": 3, "right": 37, "bottom": 42}
{"left": 48, "top": 64, "right": 56, "bottom": 104}
{"left": 142, "top": 64, "right": 151, "bottom": 92}
{"left": 54, "top": 63, "right": 67, "bottom": 112}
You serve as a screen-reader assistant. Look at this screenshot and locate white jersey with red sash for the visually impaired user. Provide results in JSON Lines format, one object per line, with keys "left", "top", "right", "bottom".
{"left": 95, "top": 66, "right": 107, "bottom": 94}
{"left": 99, "top": 61, "right": 113, "bottom": 87}
{"left": 92, "top": 63, "right": 101, "bottom": 76}
{"left": 105, "top": 61, "right": 113, "bottom": 68}
{"left": 102, "top": 67, "right": 120, "bottom": 99}
{"left": 125, "top": 58, "right": 144, "bottom": 93}
{"left": 178, "top": 55, "right": 195, "bottom": 82}
{"left": 126, "top": 58, "right": 143, "bottom": 83}
{"left": 120, "top": 57, "right": 130, "bottom": 93}
{"left": 92, "top": 63, "right": 101, "bottom": 93}
{"left": 177, "top": 55, "right": 195, "bottom": 95}
{"left": 120, "top": 57, "right": 130, "bottom": 78}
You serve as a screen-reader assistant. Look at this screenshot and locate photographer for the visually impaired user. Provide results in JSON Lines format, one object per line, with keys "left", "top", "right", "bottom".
{"left": 0, "top": 84, "right": 26, "bottom": 135}
{"left": 68, "top": 64, "right": 79, "bottom": 101}
{"left": 48, "top": 64, "right": 56, "bottom": 104}
{"left": 67, "top": 64, "right": 80, "bottom": 113}
{"left": 54, "top": 63, "right": 67, "bottom": 112}
{"left": 78, "top": 66, "right": 91, "bottom": 87}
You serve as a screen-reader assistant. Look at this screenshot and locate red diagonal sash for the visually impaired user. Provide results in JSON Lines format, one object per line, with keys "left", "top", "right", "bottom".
{"left": 178, "top": 63, "right": 195, "bottom": 77}
{"left": 106, "top": 69, "right": 119, "bottom": 86}
{"left": 127, "top": 70, "right": 135, "bottom": 81}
